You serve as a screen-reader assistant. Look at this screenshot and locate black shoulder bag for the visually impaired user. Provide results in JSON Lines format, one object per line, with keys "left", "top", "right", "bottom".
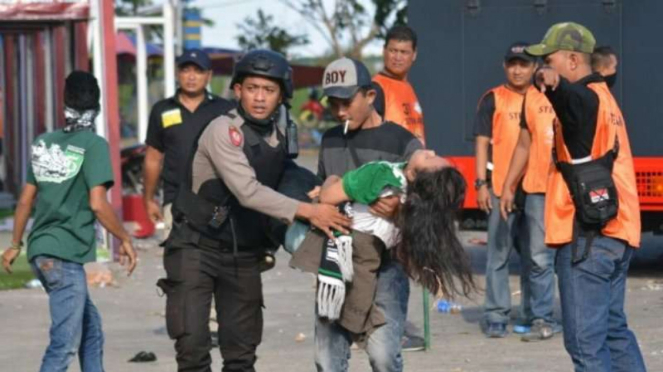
{"left": 552, "top": 132, "right": 620, "bottom": 264}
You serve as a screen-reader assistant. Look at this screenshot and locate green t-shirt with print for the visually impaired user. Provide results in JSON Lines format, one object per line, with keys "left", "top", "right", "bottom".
{"left": 26, "top": 129, "right": 114, "bottom": 264}
{"left": 342, "top": 161, "right": 407, "bottom": 204}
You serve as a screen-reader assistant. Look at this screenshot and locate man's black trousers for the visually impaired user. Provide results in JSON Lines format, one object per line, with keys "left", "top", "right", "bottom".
{"left": 160, "top": 237, "right": 264, "bottom": 372}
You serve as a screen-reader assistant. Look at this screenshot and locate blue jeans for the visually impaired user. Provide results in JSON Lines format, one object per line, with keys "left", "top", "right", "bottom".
{"left": 31, "top": 255, "right": 105, "bottom": 372}
{"left": 522, "top": 194, "right": 557, "bottom": 323}
{"left": 314, "top": 260, "right": 409, "bottom": 372}
{"left": 483, "top": 190, "right": 531, "bottom": 325}
{"left": 556, "top": 236, "right": 646, "bottom": 372}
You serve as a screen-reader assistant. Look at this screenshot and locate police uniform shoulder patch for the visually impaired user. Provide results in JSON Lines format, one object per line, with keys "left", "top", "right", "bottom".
{"left": 229, "top": 126, "right": 243, "bottom": 147}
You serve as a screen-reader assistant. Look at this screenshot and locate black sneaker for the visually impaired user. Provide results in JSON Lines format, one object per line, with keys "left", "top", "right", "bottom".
{"left": 128, "top": 351, "right": 157, "bottom": 363}
{"left": 401, "top": 335, "right": 425, "bottom": 352}
{"left": 484, "top": 322, "right": 508, "bottom": 338}
{"left": 521, "top": 319, "right": 554, "bottom": 342}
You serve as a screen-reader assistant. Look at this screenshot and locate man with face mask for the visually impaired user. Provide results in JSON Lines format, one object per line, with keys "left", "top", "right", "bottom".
{"left": 591, "top": 45, "right": 618, "bottom": 88}
{"left": 2, "top": 71, "right": 137, "bottom": 372}
{"left": 160, "top": 50, "right": 351, "bottom": 372}
{"left": 527, "top": 22, "right": 646, "bottom": 372}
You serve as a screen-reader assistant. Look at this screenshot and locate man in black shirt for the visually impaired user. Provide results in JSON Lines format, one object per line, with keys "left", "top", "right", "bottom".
{"left": 473, "top": 43, "right": 536, "bottom": 339}
{"left": 143, "top": 49, "right": 233, "bottom": 238}
{"left": 527, "top": 22, "right": 646, "bottom": 372}
{"left": 315, "top": 57, "right": 422, "bottom": 372}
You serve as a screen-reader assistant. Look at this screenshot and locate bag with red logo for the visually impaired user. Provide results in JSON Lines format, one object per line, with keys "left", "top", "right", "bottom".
{"left": 554, "top": 136, "right": 620, "bottom": 229}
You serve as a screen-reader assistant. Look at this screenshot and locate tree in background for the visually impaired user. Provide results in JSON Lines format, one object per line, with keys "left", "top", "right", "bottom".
{"left": 115, "top": 0, "right": 215, "bottom": 41}
{"left": 236, "top": 9, "right": 309, "bottom": 56}
{"left": 279, "top": 0, "right": 407, "bottom": 59}
{"left": 115, "top": 0, "right": 153, "bottom": 16}
{"left": 114, "top": 0, "right": 164, "bottom": 41}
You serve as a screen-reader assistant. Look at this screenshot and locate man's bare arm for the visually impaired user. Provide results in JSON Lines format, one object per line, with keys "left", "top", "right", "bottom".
{"left": 500, "top": 129, "right": 531, "bottom": 220}
{"left": 90, "top": 186, "right": 137, "bottom": 275}
{"left": 319, "top": 176, "right": 349, "bottom": 205}
{"left": 475, "top": 135, "right": 492, "bottom": 212}
{"left": 2, "top": 184, "right": 37, "bottom": 273}
{"left": 143, "top": 146, "right": 164, "bottom": 221}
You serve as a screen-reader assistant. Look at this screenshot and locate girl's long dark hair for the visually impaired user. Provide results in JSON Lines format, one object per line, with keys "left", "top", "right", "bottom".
{"left": 395, "top": 167, "right": 477, "bottom": 298}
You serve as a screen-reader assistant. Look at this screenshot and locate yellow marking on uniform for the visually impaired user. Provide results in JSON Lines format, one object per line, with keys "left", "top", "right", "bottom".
{"left": 161, "top": 109, "right": 183, "bottom": 128}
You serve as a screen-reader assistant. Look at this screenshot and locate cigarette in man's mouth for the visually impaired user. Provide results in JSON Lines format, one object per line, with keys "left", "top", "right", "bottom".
{"left": 343, "top": 120, "right": 350, "bottom": 135}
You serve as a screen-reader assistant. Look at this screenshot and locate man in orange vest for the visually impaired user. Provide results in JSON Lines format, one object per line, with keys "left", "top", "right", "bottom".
{"left": 527, "top": 22, "right": 646, "bottom": 371}
{"left": 373, "top": 25, "right": 425, "bottom": 146}
{"left": 499, "top": 65, "right": 560, "bottom": 342}
{"left": 372, "top": 24, "right": 427, "bottom": 351}
{"left": 474, "top": 42, "right": 536, "bottom": 338}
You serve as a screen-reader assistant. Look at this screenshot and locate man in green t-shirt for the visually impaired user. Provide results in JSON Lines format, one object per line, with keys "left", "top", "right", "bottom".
{"left": 2, "top": 71, "right": 137, "bottom": 372}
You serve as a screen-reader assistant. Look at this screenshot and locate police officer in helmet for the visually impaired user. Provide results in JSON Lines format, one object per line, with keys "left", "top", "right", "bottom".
{"left": 160, "top": 49, "right": 351, "bottom": 372}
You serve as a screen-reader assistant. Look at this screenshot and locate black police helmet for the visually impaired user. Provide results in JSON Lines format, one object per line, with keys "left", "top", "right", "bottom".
{"left": 231, "top": 49, "right": 293, "bottom": 99}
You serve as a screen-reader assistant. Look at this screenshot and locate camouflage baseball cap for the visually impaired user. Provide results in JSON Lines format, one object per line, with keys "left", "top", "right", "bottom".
{"left": 526, "top": 22, "right": 596, "bottom": 56}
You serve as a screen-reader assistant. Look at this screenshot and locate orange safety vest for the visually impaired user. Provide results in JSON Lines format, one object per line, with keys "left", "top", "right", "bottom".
{"left": 544, "top": 82, "right": 641, "bottom": 247}
{"left": 483, "top": 85, "right": 525, "bottom": 197}
{"left": 373, "top": 73, "right": 425, "bottom": 143}
{"left": 522, "top": 87, "right": 556, "bottom": 194}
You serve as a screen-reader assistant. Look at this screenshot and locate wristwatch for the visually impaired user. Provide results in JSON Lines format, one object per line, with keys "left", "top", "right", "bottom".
{"left": 474, "top": 179, "right": 488, "bottom": 190}
{"left": 9, "top": 241, "right": 23, "bottom": 252}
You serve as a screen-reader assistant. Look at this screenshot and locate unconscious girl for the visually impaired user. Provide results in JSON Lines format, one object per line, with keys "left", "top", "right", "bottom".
{"left": 290, "top": 150, "right": 477, "bottom": 329}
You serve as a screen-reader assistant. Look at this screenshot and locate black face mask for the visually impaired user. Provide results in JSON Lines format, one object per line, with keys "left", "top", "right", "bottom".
{"left": 604, "top": 72, "right": 617, "bottom": 88}
{"left": 237, "top": 104, "right": 278, "bottom": 136}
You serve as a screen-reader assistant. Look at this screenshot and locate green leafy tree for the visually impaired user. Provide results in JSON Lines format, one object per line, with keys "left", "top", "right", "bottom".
{"left": 236, "top": 9, "right": 309, "bottom": 56}
{"left": 279, "top": 0, "right": 407, "bottom": 58}
{"left": 114, "top": 1, "right": 215, "bottom": 41}
{"left": 114, "top": 0, "right": 162, "bottom": 41}
{"left": 115, "top": 0, "right": 152, "bottom": 16}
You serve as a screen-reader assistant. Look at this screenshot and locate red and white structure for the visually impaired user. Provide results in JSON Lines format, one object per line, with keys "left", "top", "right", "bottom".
{"left": 0, "top": 0, "right": 177, "bottom": 256}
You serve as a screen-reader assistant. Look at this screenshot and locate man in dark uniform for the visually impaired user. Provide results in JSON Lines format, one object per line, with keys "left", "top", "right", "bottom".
{"left": 160, "top": 49, "right": 351, "bottom": 372}
{"left": 143, "top": 49, "right": 234, "bottom": 238}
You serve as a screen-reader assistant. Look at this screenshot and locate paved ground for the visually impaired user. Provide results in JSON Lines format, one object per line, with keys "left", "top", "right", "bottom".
{"left": 1, "top": 152, "right": 662, "bottom": 371}
{"left": 1, "top": 229, "right": 662, "bottom": 372}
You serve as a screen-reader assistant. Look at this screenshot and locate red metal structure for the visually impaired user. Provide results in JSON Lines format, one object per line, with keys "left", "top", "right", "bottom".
{"left": 0, "top": 1, "right": 91, "bottom": 196}
{"left": 0, "top": 0, "right": 124, "bottom": 253}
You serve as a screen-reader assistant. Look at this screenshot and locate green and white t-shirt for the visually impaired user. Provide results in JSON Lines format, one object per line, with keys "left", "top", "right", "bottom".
{"left": 341, "top": 161, "right": 407, "bottom": 247}
{"left": 26, "top": 129, "right": 114, "bottom": 264}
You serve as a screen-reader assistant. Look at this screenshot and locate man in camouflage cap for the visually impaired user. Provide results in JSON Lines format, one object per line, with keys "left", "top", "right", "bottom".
{"left": 526, "top": 22, "right": 595, "bottom": 56}
{"left": 526, "top": 22, "right": 597, "bottom": 91}
{"left": 527, "top": 22, "right": 647, "bottom": 372}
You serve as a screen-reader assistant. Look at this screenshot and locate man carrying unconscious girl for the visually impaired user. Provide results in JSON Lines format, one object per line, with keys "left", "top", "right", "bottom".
{"left": 289, "top": 148, "right": 477, "bottom": 372}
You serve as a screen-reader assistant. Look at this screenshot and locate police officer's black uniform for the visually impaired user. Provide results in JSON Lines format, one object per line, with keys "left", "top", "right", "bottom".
{"left": 158, "top": 50, "right": 299, "bottom": 372}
